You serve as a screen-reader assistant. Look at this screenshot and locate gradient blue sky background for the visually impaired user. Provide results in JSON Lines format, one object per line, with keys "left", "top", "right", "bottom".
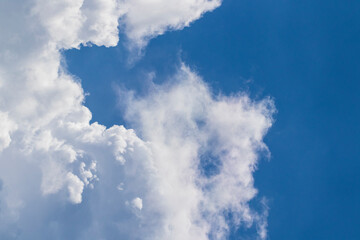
{"left": 65, "top": 0, "right": 360, "bottom": 239}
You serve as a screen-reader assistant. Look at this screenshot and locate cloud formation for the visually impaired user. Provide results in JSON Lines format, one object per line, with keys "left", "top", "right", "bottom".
{"left": 0, "top": 0, "right": 274, "bottom": 239}
{"left": 122, "top": 65, "right": 274, "bottom": 239}
{"left": 120, "top": 0, "right": 221, "bottom": 49}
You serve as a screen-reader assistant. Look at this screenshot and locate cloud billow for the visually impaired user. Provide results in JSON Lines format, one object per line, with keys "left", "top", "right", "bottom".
{"left": 0, "top": 0, "right": 274, "bottom": 239}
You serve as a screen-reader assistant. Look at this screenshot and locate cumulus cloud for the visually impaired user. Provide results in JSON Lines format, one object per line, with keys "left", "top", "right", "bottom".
{"left": 0, "top": 0, "right": 274, "bottom": 239}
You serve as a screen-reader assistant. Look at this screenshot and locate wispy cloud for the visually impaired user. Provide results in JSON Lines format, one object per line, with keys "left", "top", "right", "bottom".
{"left": 122, "top": 64, "right": 274, "bottom": 239}
{"left": 119, "top": 0, "right": 221, "bottom": 51}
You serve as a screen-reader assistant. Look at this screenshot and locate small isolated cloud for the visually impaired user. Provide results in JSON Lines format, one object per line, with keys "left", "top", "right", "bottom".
{"left": 131, "top": 197, "right": 143, "bottom": 210}
{"left": 0, "top": 0, "right": 273, "bottom": 239}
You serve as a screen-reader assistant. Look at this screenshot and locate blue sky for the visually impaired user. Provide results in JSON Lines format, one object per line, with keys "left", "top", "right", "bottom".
{"left": 65, "top": 0, "right": 360, "bottom": 239}
{"left": 0, "top": 0, "right": 359, "bottom": 239}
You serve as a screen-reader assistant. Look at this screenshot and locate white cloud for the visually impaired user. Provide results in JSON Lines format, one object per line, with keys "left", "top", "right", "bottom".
{"left": 0, "top": 0, "right": 274, "bottom": 240}
{"left": 131, "top": 197, "right": 143, "bottom": 210}
{"left": 122, "top": 64, "right": 274, "bottom": 239}
{"left": 0, "top": 0, "right": 221, "bottom": 52}
{"left": 119, "top": 0, "right": 222, "bottom": 50}
{"left": 66, "top": 172, "right": 85, "bottom": 204}
{"left": 0, "top": 112, "right": 17, "bottom": 151}
{"left": 32, "top": 0, "right": 124, "bottom": 48}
